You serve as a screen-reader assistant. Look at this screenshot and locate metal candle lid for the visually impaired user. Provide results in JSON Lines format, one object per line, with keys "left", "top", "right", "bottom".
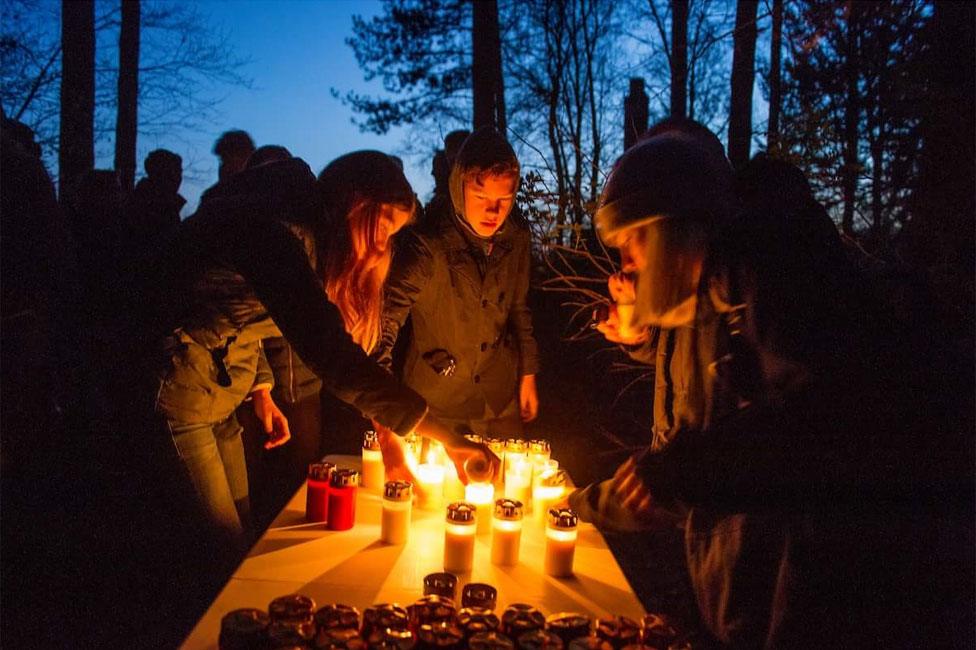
{"left": 545, "top": 613, "right": 592, "bottom": 643}
{"left": 370, "top": 627, "right": 416, "bottom": 650}
{"left": 504, "top": 439, "right": 527, "bottom": 453}
{"left": 547, "top": 508, "right": 578, "bottom": 529}
{"left": 538, "top": 470, "right": 568, "bottom": 489}
{"left": 317, "top": 626, "right": 367, "bottom": 649}
{"left": 501, "top": 604, "right": 546, "bottom": 637}
{"left": 308, "top": 462, "right": 336, "bottom": 482}
{"left": 595, "top": 616, "right": 640, "bottom": 645}
{"left": 515, "top": 629, "right": 564, "bottom": 650}
{"left": 446, "top": 502, "right": 476, "bottom": 524}
{"left": 469, "top": 631, "right": 516, "bottom": 650}
{"left": 330, "top": 468, "right": 360, "bottom": 488}
{"left": 409, "top": 595, "right": 458, "bottom": 628}
{"left": 269, "top": 594, "right": 316, "bottom": 621}
{"left": 458, "top": 607, "right": 501, "bottom": 635}
{"left": 220, "top": 608, "right": 270, "bottom": 641}
{"left": 363, "top": 430, "right": 381, "bottom": 451}
{"left": 493, "top": 499, "right": 524, "bottom": 521}
{"left": 528, "top": 440, "right": 550, "bottom": 455}
{"left": 464, "top": 433, "right": 484, "bottom": 445}
{"left": 384, "top": 480, "right": 413, "bottom": 501}
{"left": 485, "top": 438, "right": 505, "bottom": 454}
{"left": 423, "top": 573, "right": 458, "bottom": 600}
{"left": 461, "top": 583, "right": 498, "bottom": 610}
{"left": 416, "top": 621, "right": 465, "bottom": 648}
{"left": 315, "top": 603, "right": 362, "bottom": 631}
{"left": 267, "top": 614, "right": 317, "bottom": 644}
{"left": 363, "top": 604, "right": 410, "bottom": 635}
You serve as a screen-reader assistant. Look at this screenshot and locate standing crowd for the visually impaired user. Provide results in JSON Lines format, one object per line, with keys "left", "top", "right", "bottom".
{"left": 1, "top": 112, "right": 971, "bottom": 647}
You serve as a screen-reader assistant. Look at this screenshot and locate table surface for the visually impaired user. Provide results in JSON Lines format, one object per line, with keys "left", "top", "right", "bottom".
{"left": 182, "top": 455, "right": 645, "bottom": 648}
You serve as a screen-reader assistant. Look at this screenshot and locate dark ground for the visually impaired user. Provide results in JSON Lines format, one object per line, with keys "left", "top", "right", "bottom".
{"left": 1, "top": 287, "right": 704, "bottom": 647}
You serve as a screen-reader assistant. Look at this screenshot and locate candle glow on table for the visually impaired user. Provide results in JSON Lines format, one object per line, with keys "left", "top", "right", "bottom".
{"left": 491, "top": 499, "right": 524, "bottom": 566}
{"left": 416, "top": 460, "right": 445, "bottom": 511}
{"left": 381, "top": 480, "right": 412, "bottom": 545}
{"left": 544, "top": 508, "right": 578, "bottom": 577}
{"left": 443, "top": 502, "right": 477, "bottom": 574}
{"left": 361, "top": 430, "right": 385, "bottom": 493}
{"left": 465, "top": 481, "right": 495, "bottom": 535}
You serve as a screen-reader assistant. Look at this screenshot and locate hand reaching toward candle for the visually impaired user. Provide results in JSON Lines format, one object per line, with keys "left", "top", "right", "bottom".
{"left": 596, "top": 273, "right": 649, "bottom": 345}
{"left": 372, "top": 422, "right": 427, "bottom": 499}
{"left": 251, "top": 387, "right": 291, "bottom": 449}
{"left": 610, "top": 456, "right": 654, "bottom": 520}
{"left": 413, "top": 413, "right": 502, "bottom": 484}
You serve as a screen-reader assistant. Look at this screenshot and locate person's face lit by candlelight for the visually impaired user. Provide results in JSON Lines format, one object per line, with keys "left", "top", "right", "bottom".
{"left": 462, "top": 171, "right": 518, "bottom": 238}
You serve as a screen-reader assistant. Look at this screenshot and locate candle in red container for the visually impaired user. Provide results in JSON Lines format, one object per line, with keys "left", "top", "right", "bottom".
{"left": 306, "top": 462, "right": 335, "bottom": 523}
{"left": 327, "top": 468, "right": 359, "bottom": 531}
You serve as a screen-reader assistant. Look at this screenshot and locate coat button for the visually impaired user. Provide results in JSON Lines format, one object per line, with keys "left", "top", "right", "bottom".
{"left": 481, "top": 299, "right": 488, "bottom": 308}
{"left": 474, "top": 375, "right": 481, "bottom": 384}
{"left": 480, "top": 342, "right": 488, "bottom": 352}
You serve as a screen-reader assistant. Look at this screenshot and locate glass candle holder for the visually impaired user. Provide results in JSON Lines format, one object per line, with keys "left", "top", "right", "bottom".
{"left": 465, "top": 482, "right": 495, "bottom": 535}
{"left": 544, "top": 508, "right": 578, "bottom": 577}
{"left": 327, "top": 469, "right": 359, "bottom": 531}
{"left": 416, "top": 462, "right": 445, "bottom": 511}
{"left": 491, "top": 499, "right": 523, "bottom": 567}
{"left": 306, "top": 462, "right": 335, "bottom": 523}
{"left": 361, "top": 430, "right": 385, "bottom": 493}
{"left": 532, "top": 469, "right": 568, "bottom": 526}
{"left": 443, "top": 502, "right": 477, "bottom": 574}
{"left": 423, "top": 572, "right": 458, "bottom": 601}
{"left": 382, "top": 480, "right": 413, "bottom": 545}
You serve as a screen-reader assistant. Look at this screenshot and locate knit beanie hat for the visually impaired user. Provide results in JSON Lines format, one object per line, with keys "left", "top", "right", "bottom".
{"left": 318, "top": 150, "right": 415, "bottom": 223}
{"left": 448, "top": 128, "right": 520, "bottom": 221}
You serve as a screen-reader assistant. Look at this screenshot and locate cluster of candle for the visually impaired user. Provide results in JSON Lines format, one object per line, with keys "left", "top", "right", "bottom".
{"left": 219, "top": 588, "right": 685, "bottom": 649}
{"left": 304, "top": 462, "right": 359, "bottom": 531}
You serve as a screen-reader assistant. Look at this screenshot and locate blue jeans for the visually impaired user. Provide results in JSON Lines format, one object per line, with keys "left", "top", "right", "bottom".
{"left": 169, "top": 415, "right": 251, "bottom": 543}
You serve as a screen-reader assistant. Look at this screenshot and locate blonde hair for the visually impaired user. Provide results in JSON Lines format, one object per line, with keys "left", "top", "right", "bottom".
{"left": 322, "top": 197, "right": 412, "bottom": 353}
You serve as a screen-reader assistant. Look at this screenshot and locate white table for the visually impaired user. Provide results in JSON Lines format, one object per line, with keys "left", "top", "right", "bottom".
{"left": 182, "top": 455, "right": 645, "bottom": 648}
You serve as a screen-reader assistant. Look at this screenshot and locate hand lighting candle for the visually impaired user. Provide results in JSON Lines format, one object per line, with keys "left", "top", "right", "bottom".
{"left": 305, "top": 462, "right": 335, "bottom": 523}
{"left": 381, "top": 480, "right": 413, "bottom": 545}
{"left": 491, "top": 499, "right": 523, "bottom": 566}
{"left": 533, "top": 469, "right": 567, "bottom": 526}
{"left": 327, "top": 469, "right": 359, "bottom": 531}
{"left": 361, "top": 430, "right": 385, "bottom": 492}
{"left": 443, "top": 502, "right": 477, "bottom": 574}
{"left": 465, "top": 481, "right": 495, "bottom": 535}
{"left": 416, "top": 456, "right": 446, "bottom": 511}
{"left": 544, "top": 508, "right": 578, "bottom": 577}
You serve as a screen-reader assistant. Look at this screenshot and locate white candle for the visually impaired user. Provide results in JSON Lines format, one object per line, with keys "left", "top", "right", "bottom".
{"left": 361, "top": 430, "right": 385, "bottom": 492}
{"left": 444, "top": 502, "right": 477, "bottom": 574}
{"left": 491, "top": 499, "right": 523, "bottom": 566}
{"left": 381, "top": 480, "right": 412, "bottom": 545}
{"left": 532, "top": 469, "right": 567, "bottom": 526}
{"left": 465, "top": 482, "right": 495, "bottom": 535}
{"left": 544, "top": 508, "right": 578, "bottom": 577}
{"left": 443, "top": 461, "right": 466, "bottom": 502}
{"left": 528, "top": 439, "right": 551, "bottom": 472}
{"left": 504, "top": 455, "right": 533, "bottom": 507}
{"left": 416, "top": 463, "right": 445, "bottom": 511}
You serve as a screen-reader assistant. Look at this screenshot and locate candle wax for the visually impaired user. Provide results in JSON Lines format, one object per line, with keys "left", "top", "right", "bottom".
{"left": 466, "top": 483, "right": 495, "bottom": 535}
{"left": 361, "top": 448, "right": 385, "bottom": 492}
{"left": 491, "top": 519, "right": 522, "bottom": 566}
{"left": 306, "top": 478, "right": 330, "bottom": 523}
{"left": 381, "top": 499, "right": 411, "bottom": 545}
{"left": 544, "top": 528, "right": 577, "bottom": 577}
{"left": 327, "top": 485, "right": 357, "bottom": 531}
{"left": 444, "top": 523, "right": 476, "bottom": 574}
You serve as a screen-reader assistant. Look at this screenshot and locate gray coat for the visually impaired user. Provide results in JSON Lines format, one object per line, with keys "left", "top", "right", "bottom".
{"left": 375, "top": 216, "right": 540, "bottom": 421}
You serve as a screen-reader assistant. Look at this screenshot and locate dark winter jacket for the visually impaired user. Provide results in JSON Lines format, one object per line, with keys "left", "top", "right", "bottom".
{"left": 153, "top": 158, "right": 426, "bottom": 434}
{"left": 122, "top": 177, "right": 185, "bottom": 252}
{"left": 375, "top": 214, "right": 540, "bottom": 421}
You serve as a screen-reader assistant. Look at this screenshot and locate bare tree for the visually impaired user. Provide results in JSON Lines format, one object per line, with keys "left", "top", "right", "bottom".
{"left": 670, "top": 0, "right": 688, "bottom": 118}
{"left": 114, "top": 0, "right": 139, "bottom": 192}
{"left": 59, "top": 0, "right": 95, "bottom": 194}
{"left": 766, "top": 0, "right": 782, "bottom": 151}
{"left": 728, "top": 0, "right": 758, "bottom": 169}
{"left": 472, "top": 0, "right": 506, "bottom": 131}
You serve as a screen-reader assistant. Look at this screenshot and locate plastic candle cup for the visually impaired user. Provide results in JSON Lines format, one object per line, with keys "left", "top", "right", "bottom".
{"left": 444, "top": 461, "right": 466, "bottom": 502}
{"left": 361, "top": 430, "right": 385, "bottom": 493}
{"left": 533, "top": 469, "right": 568, "bottom": 526}
{"left": 327, "top": 469, "right": 359, "bottom": 531}
{"left": 503, "top": 454, "right": 533, "bottom": 507}
{"left": 528, "top": 439, "right": 551, "bottom": 468}
{"left": 490, "top": 499, "right": 524, "bottom": 566}
{"left": 381, "top": 480, "right": 413, "bottom": 545}
{"left": 503, "top": 439, "right": 527, "bottom": 478}
{"left": 305, "top": 462, "right": 335, "bottom": 523}
{"left": 544, "top": 508, "right": 578, "bottom": 577}
{"left": 444, "top": 502, "right": 477, "bottom": 574}
{"left": 416, "top": 462, "right": 445, "bottom": 511}
{"left": 465, "top": 482, "right": 495, "bottom": 535}
{"left": 485, "top": 438, "right": 505, "bottom": 481}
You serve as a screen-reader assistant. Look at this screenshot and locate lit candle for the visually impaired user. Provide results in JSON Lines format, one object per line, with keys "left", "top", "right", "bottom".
{"left": 404, "top": 432, "right": 422, "bottom": 465}
{"left": 528, "top": 439, "right": 551, "bottom": 470}
{"left": 465, "top": 482, "right": 495, "bottom": 535}
{"left": 416, "top": 462, "right": 445, "bottom": 511}
{"left": 544, "top": 508, "right": 578, "bottom": 577}
{"left": 305, "top": 462, "right": 334, "bottom": 523}
{"left": 381, "top": 480, "right": 412, "bottom": 545}
{"left": 485, "top": 438, "right": 505, "bottom": 482}
{"left": 443, "top": 461, "right": 466, "bottom": 502}
{"left": 503, "top": 439, "right": 527, "bottom": 478}
{"left": 491, "top": 498, "right": 523, "bottom": 566}
{"left": 532, "top": 469, "right": 567, "bottom": 526}
{"left": 503, "top": 454, "right": 532, "bottom": 508}
{"left": 327, "top": 469, "right": 359, "bottom": 531}
{"left": 443, "top": 502, "right": 477, "bottom": 574}
{"left": 361, "top": 430, "right": 385, "bottom": 493}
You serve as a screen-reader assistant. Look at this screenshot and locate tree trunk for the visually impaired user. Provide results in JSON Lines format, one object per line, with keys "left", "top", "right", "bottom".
{"left": 624, "top": 78, "right": 649, "bottom": 150}
{"left": 59, "top": 0, "right": 95, "bottom": 196}
{"left": 728, "top": 0, "right": 758, "bottom": 169}
{"left": 841, "top": 4, "right": 860, "bottom": 237}
{"left": 670, "top": 0, "right": 688, "bottom": 119}
{"left": 767, "top": 0, "right": 783, "bottom": 152}
{"left": 472, "top": 0, "right": 505, "bottom": 132}
{"left": 115, "top": 0, "right": 140, "bottom": 193}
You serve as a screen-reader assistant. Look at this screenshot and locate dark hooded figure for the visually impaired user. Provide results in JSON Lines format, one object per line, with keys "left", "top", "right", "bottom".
{"left": 152, "top": 153, "right": 496, "bottom": 548}
{"left": 376, "top": 128, "right": 540, "bottom": 438}
{"left": 121, "top": 149, "right": 186, "bottom": 256}
{"left": 423, "top": 130, "right": 471, "bottom": 230}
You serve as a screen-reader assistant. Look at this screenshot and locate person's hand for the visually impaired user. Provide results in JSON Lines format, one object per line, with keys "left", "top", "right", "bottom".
{"left": 372, "top": 421, "right": 425, "bottom": 497}
{"left": 608, "top": 272, "right": 637, "bottom": 304}
{"left": 596, "top": 303, "right": 649, "bottom": 345}
{"left": 413, "top": 414, "right": 501, "bottom": 484}
{"left": 519, "top": 374, "right": 539, "bottom": 422}
{"left": 251, "top": 388, "right": 291, "bottom": 450}
{"left": 610, "top": 455, "right": 654, "bottom": 520}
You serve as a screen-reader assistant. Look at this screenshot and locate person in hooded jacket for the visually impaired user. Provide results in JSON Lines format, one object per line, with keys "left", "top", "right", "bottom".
{"left": 121, "top": 149, "right": 186, "bottom": 257}
{"left": 375, "top": 127, "right": 540, "bottom": 439}
{"left": 153, "top": 151, "right": 497, "bottom": 546}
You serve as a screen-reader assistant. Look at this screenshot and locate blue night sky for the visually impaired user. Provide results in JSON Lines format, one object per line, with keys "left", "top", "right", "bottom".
{"left": 129, "top": 0, "right": 436, "bottom": 216}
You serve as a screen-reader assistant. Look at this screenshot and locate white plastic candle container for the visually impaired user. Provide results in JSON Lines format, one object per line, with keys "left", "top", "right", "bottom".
{"left": 381, "top": 480, "right": 412, "bottom": 545}
{"left": 544, "top": 508, "right": 578, "bottom": 577}
{"left": 532, "top": 468, "right": 567, "bottom": 526}
{"left": 361, "top": 430, "right": 385, "bottom": 492}
{"left": 416, "top": 463, "right": 445, "bottom": 511}
{"left": 491, "top": 498, "right": 523, "bottom": 566}
{"left": 443, "top": 502, "right": 477, "bottom": 574}
{"left": 465, "top": 481, "right": 495, "bottom": 535}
